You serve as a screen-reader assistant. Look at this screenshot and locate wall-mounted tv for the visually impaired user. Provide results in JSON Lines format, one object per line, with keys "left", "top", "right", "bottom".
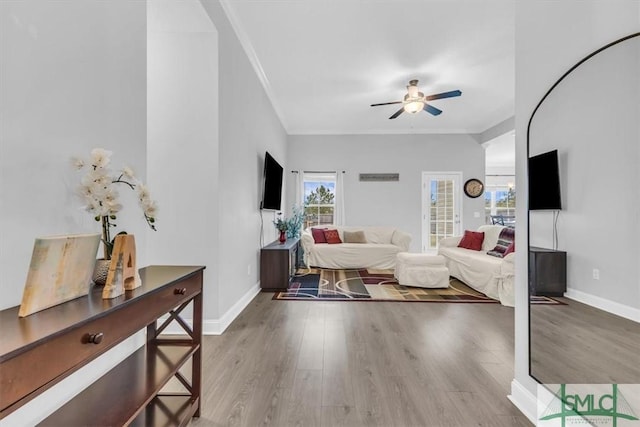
{"left": 529, "top": 149, "right": 562, "bottom": 210}
{"left": 260, "top": 151, "right": 283, "bottom": 211}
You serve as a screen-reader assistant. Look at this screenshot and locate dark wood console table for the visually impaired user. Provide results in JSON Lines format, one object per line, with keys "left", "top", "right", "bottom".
{"left": 529, "top": 247, "right": 567, "bottom": 296}
{"left": 0, "top": 265, "right": 205, "bottom": 426}
{"left": 260, "top": 238, "right": 299, "bottom": 291}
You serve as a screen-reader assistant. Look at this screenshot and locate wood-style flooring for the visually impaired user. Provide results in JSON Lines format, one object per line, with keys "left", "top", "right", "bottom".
{"left": 190, "top": 293, "right": 532, "bottom": 426}
{"left": 531, "top": 297, "right": 640, "bottom": 384}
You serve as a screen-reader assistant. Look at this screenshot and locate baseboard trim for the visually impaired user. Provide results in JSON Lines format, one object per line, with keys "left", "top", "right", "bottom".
{"left": 564, "top": 288, "right": 640, "bottom": 323}
{"left": 216, "top": 282, "right": 261, "bottom": 334}
{"left": 160, "top": 282, "right": 261, "bottom": 336}
{"left": 508, "top": 379, "right": 537, "bottom": 424}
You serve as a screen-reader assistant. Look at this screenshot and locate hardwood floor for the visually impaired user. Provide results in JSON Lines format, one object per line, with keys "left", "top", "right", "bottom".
{"left": 531, "top": 297, "right": 640, "bottom": 384}
{"left": 191, "top": 293, "right": 532, "bottom": 426}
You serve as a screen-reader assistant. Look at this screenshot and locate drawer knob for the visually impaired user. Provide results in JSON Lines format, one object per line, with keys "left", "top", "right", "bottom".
{"left": 87, "top": 333, "right": 104, "bottom": 345}
{"left": 174, "top": 288, "right": 187, "bottom": 295}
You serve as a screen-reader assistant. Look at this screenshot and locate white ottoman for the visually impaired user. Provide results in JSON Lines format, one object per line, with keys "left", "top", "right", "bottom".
{"left": 394, "top": 253, "right": 450, "bottom": 288}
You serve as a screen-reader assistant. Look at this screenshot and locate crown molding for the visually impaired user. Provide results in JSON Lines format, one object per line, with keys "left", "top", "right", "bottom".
{"left": 218, "top": 0, "right": 290, "bottom": 133}
{"left": 287, "top": 127, "right": 482, "bottom": 136}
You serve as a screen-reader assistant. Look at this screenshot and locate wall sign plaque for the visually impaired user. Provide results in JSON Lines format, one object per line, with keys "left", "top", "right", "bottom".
{"left": 359, "top": 173, "right": 400, "bottom": 182}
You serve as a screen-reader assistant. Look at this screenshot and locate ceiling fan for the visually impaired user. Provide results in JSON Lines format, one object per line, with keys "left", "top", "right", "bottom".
{"left": 371, "top": 79, "right": 462, "bottom": 119}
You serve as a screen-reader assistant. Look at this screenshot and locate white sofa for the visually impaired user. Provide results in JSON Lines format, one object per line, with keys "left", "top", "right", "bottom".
{"left": 300, "top": 226, "right": 411, "bottom": 269}
{"left": 437, "top": 225, "right": 515, "bottom": 306}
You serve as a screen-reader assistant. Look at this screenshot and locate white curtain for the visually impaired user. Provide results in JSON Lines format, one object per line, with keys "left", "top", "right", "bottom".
{"left": 334, "top": 171, "right": 345, "bottom": 225}
{"left": 293, "top": 171, "right": 304, "bottom": 209}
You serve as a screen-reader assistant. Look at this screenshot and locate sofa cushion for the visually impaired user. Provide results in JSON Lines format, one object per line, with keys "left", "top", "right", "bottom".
{"left": 359, "top": 227, "right": 394, "bottom": 244}
{"left": 311, "top": 228, "right": 328, "bottom": 243}
{"left": 324, "top": 229, "right": 342, "bottom": 244}
{"left": 487, "top": 228, "right": 515, "bottom": 258}
{"left": 311, "top": 243, "right": 401, "bottom": 269}
{"left": 458, "top": 230, "right": 484, "bottom": 251}
{"left": 439, "top": 246, "right": 503, "bottom": 273}
{"left": 344, "top": 230, "right": 367, "bottom": 243}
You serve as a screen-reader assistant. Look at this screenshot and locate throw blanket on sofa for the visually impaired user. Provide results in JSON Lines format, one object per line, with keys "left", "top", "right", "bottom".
{"left": 487, "top": 227, "right": 515, "bottom": 258}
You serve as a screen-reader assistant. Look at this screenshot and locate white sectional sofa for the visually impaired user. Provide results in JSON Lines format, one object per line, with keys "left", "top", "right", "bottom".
{"left": 300, "top": 226, "right": 411, "bottom": 269}
{"left": 437, "top": 225, "right": 515, "bottom": 306}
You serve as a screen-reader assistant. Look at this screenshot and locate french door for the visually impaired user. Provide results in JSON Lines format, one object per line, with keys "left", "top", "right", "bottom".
{"left": 422, "top": 172, "right": 462, "bottom": 252}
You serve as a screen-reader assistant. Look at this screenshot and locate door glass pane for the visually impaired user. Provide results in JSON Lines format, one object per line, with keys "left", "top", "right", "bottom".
{"left": 428, "top": 178, "right": 456, "bottom": 249}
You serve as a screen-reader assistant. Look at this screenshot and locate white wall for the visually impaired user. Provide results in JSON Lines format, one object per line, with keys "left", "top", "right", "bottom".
{"left": 484, "top": 130, "right": 515, "bottom": 176}
{"left": 147, "top": 1, "right": 219, "bottom": 323}
{"left": 530, "top": 37, "right": 639, "bottom": 308}
{"left": 287, "top": 133, "right": 486, "bottom": 251}
{"left": 0, "top": 0, "right": 148, "bottom": 309}
{"left": 512, "top": 1, "right": 640, "bottom": 421}
{"left": 200, "top": 0, "right": 288, "bottom": 321}
{"left": 0, "top": 1, "right": 147, "bottom": 424}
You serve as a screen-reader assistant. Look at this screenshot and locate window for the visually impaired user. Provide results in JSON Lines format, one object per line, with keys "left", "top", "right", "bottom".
{"left": 302, "top": 172, "right": 336, "bottom": 228}
{"left": 484, "top": 175, "right": 516, "bottom": 225}
{"left": 495, "top": 188, "right": 516, "bottom": 216}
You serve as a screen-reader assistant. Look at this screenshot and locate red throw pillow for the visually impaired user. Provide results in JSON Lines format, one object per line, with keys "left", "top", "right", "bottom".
{"left": 504, "top": 242, "right": 515, "bottom": 256}
{"left": 458, "top": 230, "right": 484, "bottom": 251}
{"left": 323, "top": 229, "right": 342, "bottom": 244}
{"left": 311, "top": 228, "right": 328, "bottom": 243}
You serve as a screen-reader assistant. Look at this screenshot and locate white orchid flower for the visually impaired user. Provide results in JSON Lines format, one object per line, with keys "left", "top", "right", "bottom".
{"left": 73, "top": 148, "right": 158, "bottom": 259}
{"left": 90, "top": 148, "right": 112, "bottom": 168}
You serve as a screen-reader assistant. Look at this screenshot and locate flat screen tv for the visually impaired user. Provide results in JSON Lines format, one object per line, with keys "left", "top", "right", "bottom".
{"left": 529, "top": 149, "right": 562, "bottom": 210}
{"left": 260, "top": 151, "right": 283, "bottom": 211}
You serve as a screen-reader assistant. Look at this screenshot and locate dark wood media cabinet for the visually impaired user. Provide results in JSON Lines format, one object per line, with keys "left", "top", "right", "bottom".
{"left": 260, "top": 238, "right": 299, "bottom": 291}
{"left": 529, "top": 247, "right": 567, "bottom": 296}
{"left": 0, "top": 265, "right": 205, "bottom": 426}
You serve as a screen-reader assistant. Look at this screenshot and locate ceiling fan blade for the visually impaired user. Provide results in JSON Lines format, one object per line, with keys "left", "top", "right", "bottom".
{"left": 371, "top": 101, "right": 403, "bottom": 107}
{"left": 424, "top": 103, "right": 442, "bottom": 116}
{"left": 425, "top": 90, "right": 462, "bottom": 101}
{"left": 389, "top": 107, "right": 405, "bottom": 119}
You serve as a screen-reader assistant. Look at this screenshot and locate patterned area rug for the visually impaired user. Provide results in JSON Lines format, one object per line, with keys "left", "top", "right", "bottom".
{"left": 274, "top": 268, "right": 563, "bottom": 304}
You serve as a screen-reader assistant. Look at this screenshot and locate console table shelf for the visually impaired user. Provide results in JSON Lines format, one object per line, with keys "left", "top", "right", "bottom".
{"left": 40, "top": 343, "right": 198, "bottom": 426}
{"left": 0, "top": 265, "right": 205, "bottom": 426}
{"left": 130, "top": 395, "right": 196, "bottom": 426}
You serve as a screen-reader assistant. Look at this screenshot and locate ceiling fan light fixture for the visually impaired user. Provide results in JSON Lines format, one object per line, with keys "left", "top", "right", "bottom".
{"left": 404, "top": 100, "right": 424, "bottom": 114}
{"left": 370, "top": 79, "right": 462, "bottom": 118}
{"left": 407, "top": 84, "right": 419, "bottom": 98}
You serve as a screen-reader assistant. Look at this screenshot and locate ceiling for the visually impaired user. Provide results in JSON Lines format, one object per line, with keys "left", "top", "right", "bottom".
{"left": 220, "top": 0, "right": 515, "bottom": 135}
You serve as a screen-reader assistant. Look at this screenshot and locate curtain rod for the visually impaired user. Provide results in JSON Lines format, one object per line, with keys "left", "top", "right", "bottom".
{"left": 291, "top": 170, "right": 346, "bottom": 174}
